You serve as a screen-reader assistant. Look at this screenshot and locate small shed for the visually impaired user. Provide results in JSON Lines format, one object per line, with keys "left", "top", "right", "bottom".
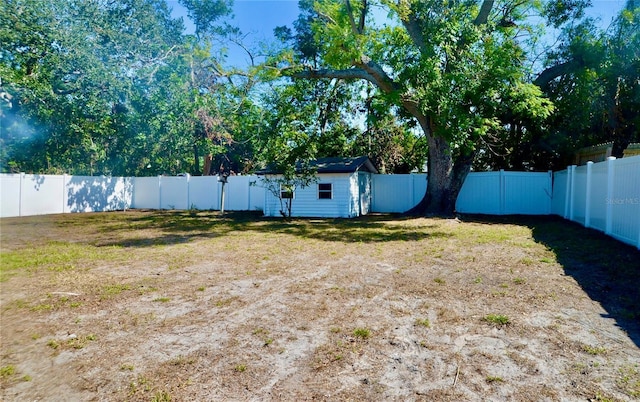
{"left": 257, "top": 156, "right": 378, "bottom": 218}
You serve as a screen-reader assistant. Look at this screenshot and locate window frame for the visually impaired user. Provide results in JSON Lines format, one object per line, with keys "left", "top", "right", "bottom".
{"left": 280, "top": 184, "right": 294, "bottom": 199}
{"left": 318, "top": 183, "right": 333, "bottom": 200}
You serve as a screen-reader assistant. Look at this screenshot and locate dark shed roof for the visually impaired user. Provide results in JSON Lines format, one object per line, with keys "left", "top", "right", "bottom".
{"left": 257, "top": 156, "right": 378, "bottom": 175}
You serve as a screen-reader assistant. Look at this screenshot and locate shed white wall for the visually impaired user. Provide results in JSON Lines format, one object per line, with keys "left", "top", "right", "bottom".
{"left": 261, "top": 173, "right": 361, "bottom": 218}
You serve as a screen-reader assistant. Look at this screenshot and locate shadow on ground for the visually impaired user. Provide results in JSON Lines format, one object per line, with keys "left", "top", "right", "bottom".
{"left": 461, "top": 214, "right": 640, "bottom": 349}
{"left": 49, "top": 210, "right": 640, "bottom": 347}
{"left": 87, "top": 210, "right": 449, "bottom": 247}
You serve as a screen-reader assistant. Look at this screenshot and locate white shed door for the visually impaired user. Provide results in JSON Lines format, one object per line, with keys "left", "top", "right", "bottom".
{"left": 358, "top": 172, "right": 371, "bottom": 215}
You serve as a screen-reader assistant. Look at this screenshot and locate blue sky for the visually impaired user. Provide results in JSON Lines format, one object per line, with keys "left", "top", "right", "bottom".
{"left": 168, "top": 0, "right": 628, "bottom": 67}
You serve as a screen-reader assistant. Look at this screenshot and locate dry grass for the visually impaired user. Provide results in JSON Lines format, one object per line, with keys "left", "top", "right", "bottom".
{"left": 1, "top": 210, "right": 639, "bottom": 401}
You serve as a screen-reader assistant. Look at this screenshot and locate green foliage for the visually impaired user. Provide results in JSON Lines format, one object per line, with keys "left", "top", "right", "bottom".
{"left": 484, "top": 314, "right": 510, "bottom": 326}
{"left": 277, "top": 0, "right": 559, "bottom": 213}
{"left": 478, "top": 2, "right": 640, "bottom": 170}
{"left": 0, "top": 365, "right": 16, "bottom": 377}
{"left": 0, "top": 0, "right": 255, "bottom": 176}
{"left": 353, "top": 328, "right": 371, "bottom": 339}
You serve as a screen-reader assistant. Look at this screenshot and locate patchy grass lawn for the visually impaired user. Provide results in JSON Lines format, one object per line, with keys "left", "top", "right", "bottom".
{"left": 1, "top": 211, "right": 639, "bottom": 401}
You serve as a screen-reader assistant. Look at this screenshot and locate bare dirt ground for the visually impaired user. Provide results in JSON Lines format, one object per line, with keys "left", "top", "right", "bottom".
{"left": 1, "top": 211, "right": 639, "bottom": 401}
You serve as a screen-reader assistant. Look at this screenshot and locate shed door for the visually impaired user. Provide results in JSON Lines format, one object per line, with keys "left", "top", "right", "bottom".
{"left": 358, "top": 172, "right": 371, "bottom": 215}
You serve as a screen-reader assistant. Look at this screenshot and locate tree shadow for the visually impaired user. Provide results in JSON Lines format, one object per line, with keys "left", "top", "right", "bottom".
{"left": 460, "top": 214, "right": 640, "bottom": 348}
{"left": 66, "top": 176, "right": 131, "bottom": 212}
{"left": 92, "top": 211, "right": 450, "bottom": 248}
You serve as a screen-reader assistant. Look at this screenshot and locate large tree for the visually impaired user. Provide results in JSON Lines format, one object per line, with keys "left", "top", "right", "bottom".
{"left": 534, "top": 0, "right": 640, "bottom": 165}
{"left": 0, "top": 0, "right": 188, "bottom": 174}
{"left": 0, "top": 0, "right": 259, "bottom": 176}
{"left": 274, "top": 0, "right": 554, "bottom": 215}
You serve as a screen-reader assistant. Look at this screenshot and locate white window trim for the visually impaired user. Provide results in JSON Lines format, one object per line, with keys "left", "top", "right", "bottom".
{"left": 280, "top": 184, "right": 294, "bottom": 199}
{"left": 318, "top": 183, "right": 332, "bottom": 200}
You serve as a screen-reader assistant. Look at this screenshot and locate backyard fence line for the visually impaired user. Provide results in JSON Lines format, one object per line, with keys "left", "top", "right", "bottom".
{"left": 1, "top": 171, "right": 553, "bottom": 217}
{"left": 0, "top": 174, "right": 264, "bottom": 218}
{"left": 371, "top": 174, "right": 427, "bottom": 213}
{"left": 130, "top": 175, "right": 264, "bottom": 212}
{"left": 0, "top": 173, "right": 132, "bottom": 217}
{"left": 455, "top": 170, "right": 553, "bottom": 215}
{"left": 2, "top": 158, "right": 639, "bottom": 249}
{"left": 552, "top": 156, "right": 640, "bottom": 249}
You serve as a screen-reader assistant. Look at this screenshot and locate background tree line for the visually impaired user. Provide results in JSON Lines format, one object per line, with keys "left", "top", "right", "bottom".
{"left": 1, "top": 0, "right": 638, "bottom": 213}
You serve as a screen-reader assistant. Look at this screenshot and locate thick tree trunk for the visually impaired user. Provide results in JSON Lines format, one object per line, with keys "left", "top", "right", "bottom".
{"left": 291, "top": 61, "right": 477, "bottom": 217}
{"left": 406, "top": 134, "right": 474, "bottom": 217}
{"left": 192, "top": 144, "right": 201, "bottom": 176}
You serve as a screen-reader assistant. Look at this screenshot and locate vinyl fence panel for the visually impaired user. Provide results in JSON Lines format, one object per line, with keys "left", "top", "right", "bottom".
{"left": 159, "top": 176, "right": 189, "bottom": 210}
{"left": 224, "top": 176, "right": 251, "bottom": 211}
{"left": 65, "top": 176, "right": 131, "bottom": 213}
{"left": 503, "top": 171, "right": 552, "bottom": 215}
{"left": 455, "top": 172, "right": 501, "bottom": 214}
{"left": 0, "top": 173, "right": 21, "bottom": 217}
{"left": 20, "top": 174, "right": 66, "bottom": 216}
{"left": 132, "top": 177, "right": 160, "bottom": 209}
{"left": 371, "top": 174, "right": 426, "bottom": 213}
{"left": 189, "top": 176, "right": 219, "bottom": 210}
{"left": 587, "top": 161, "right": 609, "bottom": 231}
{"left": 551, "top": 169, "right": 568, "bottom": 217}
{"left": 609, "top": 157, "right": 640, "bottom": 247}
{"left": 571, "top": 165, "right": 588, "bottom": 225}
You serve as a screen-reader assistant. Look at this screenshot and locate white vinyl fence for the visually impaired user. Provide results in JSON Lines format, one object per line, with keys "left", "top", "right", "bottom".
{"left": 0, "top": 174, "right": 263, "bottom": 217}
{"left": 371, "top": 170, "right": 553, "bottom": 215}
{"left": 456, "top": 170, "right": 553, "bottom": 215}
{"left": 130, "top": 175, "right": 263, "bottom": 212}
{"left": 0, "top": 173, "right": 132, "bottom": 217}
{"left": 2, "top": 159, "right": 638, "bottom": 249}
{"left": 371, "top": 174, "right": 427, "bottom": 213}
{"left": 552, "top": 156, "right": 640, "bottom": 249}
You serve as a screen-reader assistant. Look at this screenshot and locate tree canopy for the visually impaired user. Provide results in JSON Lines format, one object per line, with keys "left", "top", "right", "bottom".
{"left": 1, "top": 0, "right": 637, "bottom": 215}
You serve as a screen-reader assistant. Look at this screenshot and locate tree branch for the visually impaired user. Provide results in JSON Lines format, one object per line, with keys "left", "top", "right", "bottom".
{"left": 345, "top": 0, "right": 360, "bottom": 35}
{"left": 346, "top": 0, "right": 368, "bottom": 35}
{"left": 355, "top": 55, "right": 399, "bottom": 93}
{"left": 359, "top": 0, "right": 367, "bottom": 33}
{"left": 289, "top": 67, "right": 378, "bottom": 86}
{"left": 398, "top": 5, "right": 428, "bottom": 55}
{"left": 533, "top": 59, "right": 584, "bottom": 90}
{"left": 287, "top": 56, "right": 399, "bottom": 94}
{"left": 474, "top": 0, "right": 494, "bottom": 25}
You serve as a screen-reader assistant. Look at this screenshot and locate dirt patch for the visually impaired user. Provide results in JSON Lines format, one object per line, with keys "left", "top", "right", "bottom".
{"left": 1, "top": 211, "right": 639, "bottom": 401}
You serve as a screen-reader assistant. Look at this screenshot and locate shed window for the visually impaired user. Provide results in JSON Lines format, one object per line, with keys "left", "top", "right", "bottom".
{"left": 318, "top": 183, "right": 332, "bottom": 199}
{"left": 280, "top": 185, "right": 294, "bottom": 199}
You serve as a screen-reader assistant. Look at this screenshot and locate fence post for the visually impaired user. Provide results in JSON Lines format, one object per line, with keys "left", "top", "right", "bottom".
{"left": 568, "top": 165, "right": 576, "bottom": 221}
{"left": 499, "top": 169, "right": 505, "bottom": 215}
{"left": 62, "top": 174, "right": 68, "bottom": 213}
{"left": 547, "top": 170, "right": 553, "bottom": 215}
{"left": 563, "top": 167, "right": 570, "bottom": 218}
{"left": 605, "top": 157, "right": 616, "bottom": 235}
{"left": 19, "top": 172, "right": 25, "bottom": 217}
{"left": 585, "top": 161, "right": 593, "bottom": 228}
{"left": 158, "top": 175, "right": 162, "bottom": 210}
{"left": 186, "top": 174, "right": 191, "bottom": 209}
